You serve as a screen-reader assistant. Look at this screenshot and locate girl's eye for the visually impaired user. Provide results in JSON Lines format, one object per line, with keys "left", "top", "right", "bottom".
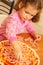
{"left": 25, "top": 11, "right": 29, "bottom": 14}
{"left": 25, "top": 11, "right": 34, "bottom": 17}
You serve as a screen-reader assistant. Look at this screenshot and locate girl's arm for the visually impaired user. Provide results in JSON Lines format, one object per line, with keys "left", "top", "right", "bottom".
{"left": 26, "top": 21, "right": 35, "bottom": 35}
{"left": 5, "top": 16, "right": 23, "bottom": 60}
{"left": 26, "top": 21, "right": 41, "bottom": 40}
{"left": 5, "top": 16, "right": 17, "bottom": 42}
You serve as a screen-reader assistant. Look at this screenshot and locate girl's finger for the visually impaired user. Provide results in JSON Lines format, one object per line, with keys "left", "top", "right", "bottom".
{"left": 37, "top": 35, "right": 41, "bottom": 41}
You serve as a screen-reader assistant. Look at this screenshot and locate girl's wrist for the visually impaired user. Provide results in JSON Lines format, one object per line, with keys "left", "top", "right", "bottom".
{"left": 30, "top": 32, "right": 37, "bottom": 39}
{"left": 31, "top": 32, "right": 41, "bottom": 41}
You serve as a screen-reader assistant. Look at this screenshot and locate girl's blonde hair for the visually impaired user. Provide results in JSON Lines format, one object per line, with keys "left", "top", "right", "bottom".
{"left": 14, "top": 0, "right": 42, "bottom": 22}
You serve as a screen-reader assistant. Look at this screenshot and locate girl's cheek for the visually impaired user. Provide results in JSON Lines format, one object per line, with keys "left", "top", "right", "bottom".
{"left": 28, "top": 15, "right": 33, "bottom": 19}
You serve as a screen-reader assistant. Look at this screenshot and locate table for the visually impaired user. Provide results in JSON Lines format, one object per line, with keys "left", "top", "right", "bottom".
{"left": 17, "top": 33, "right": 43, "bottom": 65}
{"left": 0, "top": 33, "right": 43, "bottom": 65}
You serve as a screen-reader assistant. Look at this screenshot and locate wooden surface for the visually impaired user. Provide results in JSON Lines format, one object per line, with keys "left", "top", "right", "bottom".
{"left": 0, "top": 33, "right": 43, "bottom": 65}
{"left": 17, "top": 33, "right": 43, "bottom": 65}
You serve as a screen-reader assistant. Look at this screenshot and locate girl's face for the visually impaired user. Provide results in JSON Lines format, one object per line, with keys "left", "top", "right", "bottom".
{"left": 18, "top": 3, "right": 39, "bottom": 21}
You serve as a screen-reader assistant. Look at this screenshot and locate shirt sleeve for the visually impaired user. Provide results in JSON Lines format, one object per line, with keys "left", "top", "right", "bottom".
{"left": 26, "top": 20, "right": 35, "bottom": 34}
{"left": 6, "top": 16, "right": 17, "bottom": 42}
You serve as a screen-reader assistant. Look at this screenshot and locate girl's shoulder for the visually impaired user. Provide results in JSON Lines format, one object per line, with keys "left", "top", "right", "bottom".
{"left": 10, "top": 10, "right": 18, "bottom": 17}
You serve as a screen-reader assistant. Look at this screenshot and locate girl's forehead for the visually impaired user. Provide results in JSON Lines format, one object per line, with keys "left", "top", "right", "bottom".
{"left": 25, "top": 4, "right": 39, "bottom": 16}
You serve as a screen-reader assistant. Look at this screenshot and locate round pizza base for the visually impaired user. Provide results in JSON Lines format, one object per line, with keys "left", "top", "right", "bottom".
{"left": 0, "top": 40, "right": 40, "bottom": 65}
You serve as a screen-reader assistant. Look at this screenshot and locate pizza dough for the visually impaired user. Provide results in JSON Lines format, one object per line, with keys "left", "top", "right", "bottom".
{"left": 0, "top": 40, "right": 40, "bottom": 65}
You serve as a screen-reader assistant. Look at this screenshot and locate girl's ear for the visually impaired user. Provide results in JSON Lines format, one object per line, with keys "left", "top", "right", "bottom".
{"left": 18, "top": 2, "right": 24, "bottom": 8}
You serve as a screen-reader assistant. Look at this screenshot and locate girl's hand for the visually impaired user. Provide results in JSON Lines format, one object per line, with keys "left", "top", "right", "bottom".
{"left": 25, "top": 33, "right": 41, "bottom": 44}
{"left": 30, "top": 32, "right": 41, "bottom": 43}
{"left": 29, "top": 34, "right": 41, "bottom": 51}
{"left": 12, "top": 41, "right": 23, "bottom": 60}
{"left": 25, "top": 33, "right": 41, "bottom": 51}
{"left": 34, "top": 34, "right": 41, "bottom": 41}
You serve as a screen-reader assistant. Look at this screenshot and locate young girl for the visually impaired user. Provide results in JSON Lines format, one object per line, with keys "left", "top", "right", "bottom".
{"left": 0, "top": 0, "right": 42, "bottom": 43}
{"left": 0, "top": 0, "right": 42, "bottom": 63}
